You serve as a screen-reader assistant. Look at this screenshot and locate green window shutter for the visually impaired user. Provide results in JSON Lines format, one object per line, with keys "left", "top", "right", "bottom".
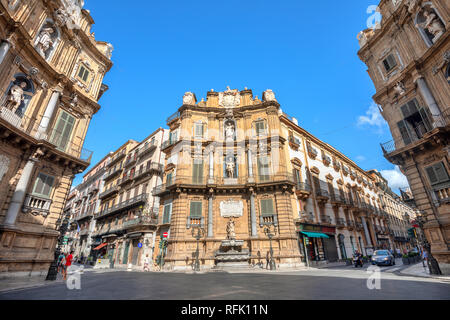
{"left": 190, "top": 201, "right": 202, "bottom": 218}
{"left": 258, "top": 156, "right": 270, "bottom": 181}
{"left": 163, "top": 204, "right": 171, "bottom": 224}
{"left": 433, "top": 162, "right": 449, "bottom": 184}
{"left": 193, "top": 160, "right": 203, "bottom": 184}
{"left": 33, "top": 173, "right": 54, "bottom": 197}
{"left": 78, "top": 66, "right": 85, "bottom": 78}
{"left": 419, "top": 107, "right": 433, "bottom": 132}
{"left": 397, "top": 120, "right": 412, "bottom": 145}
{"left": 166, "top": 172, "right": 173, "bottom": 185}
{"left": 255, "top": 121, "right": 266, "bottom": 136}
{"left": 51, "top": 111, "right": 75, "bottom": 151}
{"left": 425, "top": 166, "right": 438, "bottom": 185}
{"left": 260, "top": 199, "right": 274, "bottom": 216}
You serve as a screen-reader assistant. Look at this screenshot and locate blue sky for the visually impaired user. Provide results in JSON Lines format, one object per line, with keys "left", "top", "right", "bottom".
{"left": 74, "top": 0, "right": 408, "bottom": 191}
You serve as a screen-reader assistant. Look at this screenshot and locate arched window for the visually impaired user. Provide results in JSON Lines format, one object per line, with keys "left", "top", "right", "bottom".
{"left": 415, "top": 4, "right": 446, "bottom": 47}
{"left": 34, "top": 19, "right": 60, "bottom": 61}
{"left": 1, "top": 73, "right": 35, "bottom": 117}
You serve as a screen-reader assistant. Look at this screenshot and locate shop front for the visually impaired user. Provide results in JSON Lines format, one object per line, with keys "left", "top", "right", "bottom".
{"left": 297, "top": 224, "right": 338, "bottom": 264}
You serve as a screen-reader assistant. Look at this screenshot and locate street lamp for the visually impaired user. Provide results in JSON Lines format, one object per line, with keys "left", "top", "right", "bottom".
{"left": 415, "top": 211, "right": 442, "bottom": 275}
{"left": 191, "top": 225, "right": 205, "bottom": 272}
{"left": 46, "top": 213, "right": 70, "bottom": 281}
{"left": 261, "top": 223, "right": 277, "bottom": 270}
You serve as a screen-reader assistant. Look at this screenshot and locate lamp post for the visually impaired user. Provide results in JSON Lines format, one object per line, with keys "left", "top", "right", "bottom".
{"left": 415, "top": 211, "right": 442, "bottom": 275}
{"left": 261, "top": 223, "right": 277, "bottom": 270}
{"left": 191, "top": 225, "right": 205, "bottom": 272}
{"left": 46, "top": 213, "right": 70, "bottom": 281}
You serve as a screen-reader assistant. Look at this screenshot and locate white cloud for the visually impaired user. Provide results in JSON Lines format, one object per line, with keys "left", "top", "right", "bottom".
{"left": 380, "top": 166, "right": 409, "bottom": 190}
{"left": 356, "top": 155, "right": 366, "bottom": 162}
{"left": 357, "top": 102, "right": 386, "bottom": 129}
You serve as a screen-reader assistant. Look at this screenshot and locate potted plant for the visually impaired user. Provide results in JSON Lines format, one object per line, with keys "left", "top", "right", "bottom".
{"left": 402, "top": 254, "right": 410, "bottom": 265}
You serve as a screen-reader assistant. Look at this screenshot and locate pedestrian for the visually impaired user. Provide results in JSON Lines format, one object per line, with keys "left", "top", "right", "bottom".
{"left": 143, "top": 254, "right": 150, "bottom": 272}
{"left": 265, "top": 251, "right": 270, "bottom": 269}
{"left": 422, "top": 249, "right": 428, "bottom": 267}
{"left": 57, "top": 252, "right": 65, "bottom": 274}
{"left": 63, "top": 251, "right": 74, "bottom": 280}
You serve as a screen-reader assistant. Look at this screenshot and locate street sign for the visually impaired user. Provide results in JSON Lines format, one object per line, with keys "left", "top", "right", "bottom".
{"left": 138, "top": 243, "right": 142, "bottom": 248}
{"left": 163, "top": 232, "right": 168, "bottom": 238}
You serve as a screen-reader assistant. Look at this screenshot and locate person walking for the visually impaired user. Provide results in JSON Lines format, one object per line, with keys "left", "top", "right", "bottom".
{"left": 143, "top": 254, "right": 150, "bottom": 272}
{"left": 57, "top": 252, "right": 65, "bottom": 274}
{"left": 63, "top": 251, "right": 74, "bottom": 280}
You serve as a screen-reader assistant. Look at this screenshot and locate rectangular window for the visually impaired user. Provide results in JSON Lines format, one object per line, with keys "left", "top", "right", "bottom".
{"left": 162, "top": 203, "right": 172, "bottom": 224}
{"left": 77, "top": 65, "right": 90, "bottom": 83}
{"left": 192, "top": 159, "right": 204, "bottom": 184}
{"left": 255, "top": 120, "right": 267, "bottom": 136}
{"left": 258, "top": 156, "right": 270, "bottom": 182}
{"left": 50, "top": 110, "right": 75, "bottom": 151}
{"left": 166, "top": 172, "right": 173, "bottom": 186}
{"left": 32, "top": 173, "right": 55, "bottom": 198}
{"left": 383, "top": 54, "right": 397, "bottom": 72}
{"left": 260, "top": 199, "right": 275, "bottom": 217}
{"left": 194, "top": 123, "right": 205, "bottom": 138}
{"left": 293, "top": 169, "right": 301, "bottom": 184}
{"left": 425, "top": 162, "right": 449, "bottom": 186}
{"left": 190, "top": 201, "right": 202, "bottom": 218}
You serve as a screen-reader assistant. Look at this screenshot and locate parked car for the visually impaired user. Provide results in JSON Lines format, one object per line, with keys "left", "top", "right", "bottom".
{"left": 371, "top": 250, "right": 395, "bottom": 266}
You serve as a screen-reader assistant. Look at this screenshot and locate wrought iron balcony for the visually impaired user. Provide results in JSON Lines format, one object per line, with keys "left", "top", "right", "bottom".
{"left": 122, "top": 215, "right": 158, "bottom": 229}
{"left": 107, "top": 150, "right": 126, "bottom": 167}
{"left": 296, "top": 212, "right": 315, "bottom": 223}
{"left": 162, "top": 139, "right": 179, "bottom": 150}
{"left": 138, "top": 140, "right": 158, "bottom": 158}
{"left": 330, "top": 193, "right": 344, "bottom": 205}
{"left": 167, "top": 111, "right": 180, "bottom": 124}
{"left": 98, "top": 185, "right": 119, "bottom": 199}
{"left": 104, "top": 166, "right": 122, "bottom": 181}
{"left": 320, "top": 215, "right": 332, "bottom": 225}
{"left": 22, "top": 194, "right": 52, "bottom": 217}
{"left": 346, "top": 220, "right": 355, "bottom": 230}
{"left": 315, "top": 189, "right": 329, "bottom": 199}
{"left": 336, "top": 218, "right": 346, "bottom": 228}
{"left": 355, "top": 222, "right": 364, "bottom": 231}
{"left": 95, "top": 194, "right": 147, "bottom": 220}
{"left": 134, "top": 162, "right": 164, "bottom": 180}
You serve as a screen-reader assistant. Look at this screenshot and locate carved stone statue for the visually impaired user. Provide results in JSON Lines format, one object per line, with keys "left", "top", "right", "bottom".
{"left": 418, "top": 10, "right": 445, "bottom": 43}
{"left": 394, "top": 81, "right": 406, "bottom": 96}
{"left": 225, "top": 121, "right": 235, "bottom": 141}
{"left": 4, "top": 82, "right": 27, "bottom": 112}
{"left": 225, "top": 157, "right": 235, "bottom": 178}
{"left": 226, "top": 217, "right": 236, "bottom": 240}
{"left": 36, "top": 27, "right": 55, "bottom": 58}
{"left": 263, "top": 89, "right": 276, "bottom": 102}
{"left": 183, "top": 92, "right": 195, "bottom": 105}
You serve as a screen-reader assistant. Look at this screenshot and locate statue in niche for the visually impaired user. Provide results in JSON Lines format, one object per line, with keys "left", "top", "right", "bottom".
{"left": 225, "top": 121, "right": 235, "bottom": 141}
{"left": 4, "top": 82, "right": 27, "bottom": 113}
{"left": 226, "top": 217, "right": 236, "bottom": 240}
{"left": 417, "top": 9, "right": 445, "bottom": 43}
{"left": 225, "top": 156, "right": 235, "bottom": 179}
{"left": 36, "top": 26, "right": 55, "bottom": 58}
{"left": 394, "top": 82, "right": 406, "bottom": 96}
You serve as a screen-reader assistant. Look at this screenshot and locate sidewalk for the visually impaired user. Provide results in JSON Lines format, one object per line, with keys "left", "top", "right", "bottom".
{"left": 0, "top": 274, "right": 64, "bottom": 293}
{"left": 399, "top": 262, "right": 450, "bottom": 282}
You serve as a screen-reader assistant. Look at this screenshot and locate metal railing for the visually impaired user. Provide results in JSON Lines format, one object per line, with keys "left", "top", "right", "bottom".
{"left": 315, "top": 189, "right": 329, "bottom": 198}
{"left": 134, "top": 162, "right": 164, "bottom": 180}
{"left": 95, "top": 194, "right": 147, "bottom": 220}
{"left": 336, "top": 218, "right": 346, "bottom": 227}
{"left": 122, "top": 215, "right": 158, "bottom": 229}
{"left": 295, "top": 182, "right": 311, "bottom": 192}
{"left": 167, "top": 111, "right": 180, "bottom": 123}
{"left": 297, "top": 212, "right": 315, "bottom": 223}
{"left": 381, "top": 111, "right": 449, "bottom": 155}
{"left": 98, "top": 185, "right": 119, "bottom": 199}
{"left": 107, "top": 149, "right": 126, "bottom": 167}
{"left": 1, "top": 107, "right": 93, "bottom": 162}
{"left": 138, "top": 140, "right": 158, "bottom": 158}
{"left": 320, "top": 215, "right": 332, "bottom": 224}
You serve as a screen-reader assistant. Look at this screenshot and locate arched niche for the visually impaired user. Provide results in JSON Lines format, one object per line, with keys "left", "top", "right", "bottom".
{"left": 415, "top": 3, "right": 446, "bottom": 47}
{"left": 1, "top": 73, "right": 35, "bottom": 117}
{"left": 34, "top": 19, "right": 61, "bottom": 61}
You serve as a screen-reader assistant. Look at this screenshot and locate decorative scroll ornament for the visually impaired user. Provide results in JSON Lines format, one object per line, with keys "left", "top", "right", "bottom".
{"left": 219, "top": 86, "right": 240, "bottom": 108}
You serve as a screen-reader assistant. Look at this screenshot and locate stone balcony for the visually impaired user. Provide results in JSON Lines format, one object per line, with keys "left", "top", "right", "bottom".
{"left": 336, "top": 218, "right": 346, "bottom": 229}
{"left": 320, "top": 215, "right": 332, "bottom": 225}
{"left": 22, "top": 194, "right": 52, "bottom": 217}
{"left": 295, "top": 212, "right": 315, "bottom": 224}
{"left": 295, "top": 182, "right": 311, "bottom": 200}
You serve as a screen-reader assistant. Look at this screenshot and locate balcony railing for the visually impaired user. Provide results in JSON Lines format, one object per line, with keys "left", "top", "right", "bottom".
{"left": 107, "top": 150, "right": 126, "bottom": 167}
{"left": 162, "top": 139, "right": 179, "bottom": 150}
{"left": 138, "top": 140, "right": 157, "bottom": 158}
{"left": 134, "top": 162, "right": 164, "bottom": 180}
{"left": 0, "top": 107, "right": 93, "bottom": 162}
{"left": 152, "top": 173, "right": 296, "bottom": 195}
{"left": 336, "top": 218, "right": 346, "bottom": 228}
{"left": 355, "top": 222, "right": 364, "bottom": 231}
{"left": 295, "top": 182, "right": 311, "bottom": 193}
{"left": 186, "top": 216, "right": 205, "bottom": 229}
{"left": 315, "top": 189, "right": 329, "bottom": 198}
{"left": 297, "top": 212, "right": 315, "bottom": 223}
{"left": 320, "top": 215, "right": 332, "bottom": 224}
{"left": 381, "top": 111, "right": 450, "bottom": 155}
{"left": 22, "top": 194, "right": 52, "bottom": 216}
{"left": 167, "top": 111, "right": 180, "bottom": 124}
{"left": 122, "top": 215, "right": 158, "bottom": 229}
{"left": 104, "top": 166, "right": 122, "bottom": 180}
{"left": 95, "top": 194, "right": 147, "bottom": 220}
{"left": 98, "top": 185, "right": 119, "bottom": 199}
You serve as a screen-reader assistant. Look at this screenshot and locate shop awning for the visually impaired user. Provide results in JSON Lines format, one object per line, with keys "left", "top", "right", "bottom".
{"left": 93, "top": 243, "right": 107, "bottom": 250}
{"left": 301, "top": 231, "right": 330, "bottom": 238}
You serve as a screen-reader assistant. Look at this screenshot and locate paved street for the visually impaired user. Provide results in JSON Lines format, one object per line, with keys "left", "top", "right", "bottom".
{"left": 0, "top": 261, "right": 449, "bottom": 300}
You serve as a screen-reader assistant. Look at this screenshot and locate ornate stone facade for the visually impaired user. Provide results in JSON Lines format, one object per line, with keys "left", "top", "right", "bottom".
{"left": 0, "top": 0, "right": 112, "bottom": 276}
{"left": 357, "top": 0, "right": 450, "bottom": 273}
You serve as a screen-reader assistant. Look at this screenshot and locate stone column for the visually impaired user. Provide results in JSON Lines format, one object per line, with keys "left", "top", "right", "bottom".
{"left": 207, "top": 194, "right": 213, "bottom": 238}
{"left": 360, "top": 216, "right": 373, "bottom": 248}
{"left": 250, "top": 189, "right": 257, "bottom": 237}
{"left": 415, "top": 77, "right": 443, "bottom": 126}
{"left": 3, "top": 153, "right": 40, "bottom": 227}
{"left": 208, "top": 150, "right": 214, "bottom": 184}
{"left": 36, "top": 90, "right": 61, "bottom": 139}
{"left": 247, "top": 148, "right": 254, "bottom": 183}
{"left": 0, "top": 40, "right": 11, "bottom": 65}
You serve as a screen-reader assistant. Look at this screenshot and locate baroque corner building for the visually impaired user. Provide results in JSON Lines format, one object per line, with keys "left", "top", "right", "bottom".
{"left": 152, "top": 87, "right": 395, "bottom": 271}
{"left": 357, "top": 0, "right": 450, "bottom": 273}
{"left": 0, "top": 0, "right": 113, "bottom": 276}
